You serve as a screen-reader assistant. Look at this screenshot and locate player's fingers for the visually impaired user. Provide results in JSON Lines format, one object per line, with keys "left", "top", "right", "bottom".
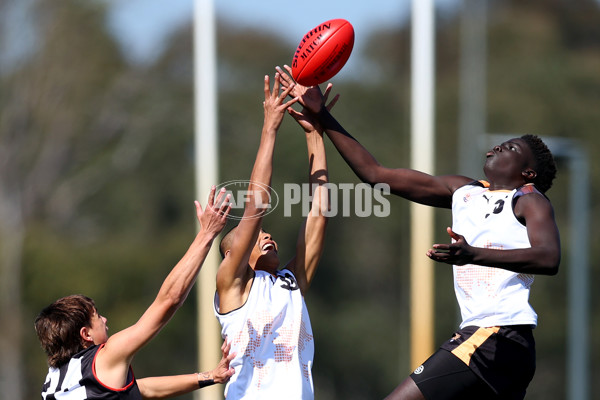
{"left": 282, "top": 96, "right": 300, "bottom": 110}
{"left": 263, "top": 75, "right": 271, "bottom": 99}
{"left": 287, "top": 107, "right": 302, "bottom": 120}
{"left": 446, "top": 226, "right": 460, "bottom": 240}
{"left": 222, "top": 339, "right": 231, "bottom": 354}
{"left": 220, "top": 195, "right": 232, "bottom": 217}
{"left": 276, "top": 65, "right": 292, "bottom": 83}
{"left": 280, "top": 80, "right": 295, "bottom": 100}
{"left": 283, "top": 64, "right": 294, "bottom": 78}
{"left": 207, "top": 185, "right": 217, "bottom": 207}
{"left": 213, "top": 187, "right": 227, "bottom": 206}
{"left": 272, "top": 72, "right": 282, "bottom": 98}
{"left": 326, "top": 94, "right": 340, "bottom": 111}
{"left": 323, "top": 83, "right": 333, "bottom": 99}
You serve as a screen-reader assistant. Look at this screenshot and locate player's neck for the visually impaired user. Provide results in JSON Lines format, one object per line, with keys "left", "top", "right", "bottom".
{"left": 252, "top": 263, "right": 279, "bottom": 276}
{"left": 487, "top": 180, "right": 525, "bottom": 191}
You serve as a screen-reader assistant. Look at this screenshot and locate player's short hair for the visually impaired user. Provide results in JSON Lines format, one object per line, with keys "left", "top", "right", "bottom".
{"left": 521, "top": 134, "right": 557, "bottom": 193}
{"left": 35, "top": 295, "right": 96, "bottom": 368}
{"left": 219, "top": 225, "right": 238, "bottom": 259}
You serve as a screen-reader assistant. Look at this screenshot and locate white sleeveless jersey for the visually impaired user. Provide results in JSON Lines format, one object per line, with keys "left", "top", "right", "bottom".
{"left": 451, "top": 182, "right": 539, "bottom": 329}
{"left": 214, "top": 268, "right": 314, "bottom": 400}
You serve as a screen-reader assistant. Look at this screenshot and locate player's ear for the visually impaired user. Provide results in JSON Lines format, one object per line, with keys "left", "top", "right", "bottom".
{"left": 522, "top": 169, "right": 537, "bottom": 181}
{"left": 80, "top": 326, "right": 92, "bottom": 343}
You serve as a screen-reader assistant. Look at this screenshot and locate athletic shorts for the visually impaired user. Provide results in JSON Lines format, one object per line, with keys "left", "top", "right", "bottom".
{"left": 411, "top": 325, "right": 536, "bottom": 400}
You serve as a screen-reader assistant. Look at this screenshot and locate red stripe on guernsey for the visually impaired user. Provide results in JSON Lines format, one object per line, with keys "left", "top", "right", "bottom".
{"left": 517, "top": 183, "right": 537, "bottom": 195}
{"left": 92, "top": 343, "right": 136, "bottom": 391}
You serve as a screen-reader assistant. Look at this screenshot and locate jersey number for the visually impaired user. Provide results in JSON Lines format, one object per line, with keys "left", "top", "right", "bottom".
{"left": 279, "top": 273, "right": 299, "bottom": 291}
{"left": 485, "top": 199, "right": 505, "bottom": 218}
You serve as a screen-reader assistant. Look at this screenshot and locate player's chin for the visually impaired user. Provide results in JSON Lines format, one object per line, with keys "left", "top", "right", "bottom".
{"left": 257, "top": 253, "right": 280, "bottom": 268}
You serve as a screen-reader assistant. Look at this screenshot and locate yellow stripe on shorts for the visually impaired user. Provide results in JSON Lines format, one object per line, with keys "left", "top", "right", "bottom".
{"left": 451, "top": 326, "right": 500, "bottom": 365}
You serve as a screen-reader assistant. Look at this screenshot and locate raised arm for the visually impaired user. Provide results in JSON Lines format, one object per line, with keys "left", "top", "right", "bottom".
{"left": 283, "top": 89, "right": 333, "bottom": 294}
{"left": 276, "top": 65, "right": 470, "bottom": 208}
{"left": 95, "top": 187, "right": 231, "bottom": 388}
{"left": 216, "top": 74, "right": 298, "bottom": 312}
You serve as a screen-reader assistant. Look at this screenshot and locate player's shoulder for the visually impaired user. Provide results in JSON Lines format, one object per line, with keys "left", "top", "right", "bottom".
{"left": 515, "top": 183, "right": 543, "bottom": 196}
{"left": 513, "top": 184, "right": 554, "bottom": 217}
{"left": 513, "top": 183, "right": 550, "bottom": 204}
{"left": 444, "top": 175, "right": 482, "bottom": 194}
{"left": 451, "top": 178, "right": 489, "bottom": 195}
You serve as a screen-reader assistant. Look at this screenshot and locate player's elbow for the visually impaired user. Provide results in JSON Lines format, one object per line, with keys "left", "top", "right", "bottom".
{"left": 546, "top": 257, "right": 560, "bottom": 276}
{"left": 358, "top": 165, "right": 386, "bottom": 187}
{"left": 156, "top": 285, "right": 188, "bottom": 312}
{"left": 313, "top": 190, "right": 331, "bottom": 218}
{"left": 539, "top": 252, "right": 560, "bottom": 276}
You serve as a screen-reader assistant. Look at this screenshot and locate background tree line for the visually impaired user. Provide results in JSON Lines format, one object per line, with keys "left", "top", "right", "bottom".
{"left": 1, "top": 0, "right": 599, "bottom": 398}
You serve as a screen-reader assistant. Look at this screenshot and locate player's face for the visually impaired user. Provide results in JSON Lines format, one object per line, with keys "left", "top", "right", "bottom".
{"left": 250, "top": 229, "right": 279, "bottom": 273}
{"left": 88, "top": 308, "right": 109, "bottom": 345}
{"left": 483, "top": 138, "right": 535, "bottom": 181}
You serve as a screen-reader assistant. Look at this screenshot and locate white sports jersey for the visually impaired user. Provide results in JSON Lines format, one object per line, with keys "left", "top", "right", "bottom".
{"left": 451, "top": 182, "right": 539, "bottom": 329}
{"left": 214, "top": 268, "right": 314, "bottom": 400}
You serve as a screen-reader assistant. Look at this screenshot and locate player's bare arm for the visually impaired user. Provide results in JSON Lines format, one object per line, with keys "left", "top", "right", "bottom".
{"left": 136, "top": 340, "right": 235, "bottom": 398}
{"left": 216, "top": 74, "right": 298, "bottom": 313}
{"left": 427, "top": 193, "right": 560, "bottom": 275}
{"left": 317, "top": 106, "right": 476, "bottom": 208}
{"left": 95, "top": 187, "right": 231, "bottom": 388}
{"left": 283, "top": 127, "right": 329, "bottom": 295}
{"left": 277, "top": 65, "right": 469, "bottom": 209}
{"left": 281, "top": 75, "right": 334, "bottom": 294}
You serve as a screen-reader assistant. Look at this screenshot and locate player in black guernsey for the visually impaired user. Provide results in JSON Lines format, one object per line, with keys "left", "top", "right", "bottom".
{"left": 35, "top": 188, "right": 236, "bottom": 399}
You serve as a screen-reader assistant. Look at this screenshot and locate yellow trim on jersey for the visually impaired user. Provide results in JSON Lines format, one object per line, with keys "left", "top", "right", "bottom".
{"left": 451, "top": 326, "right": 501, "bottom": 365}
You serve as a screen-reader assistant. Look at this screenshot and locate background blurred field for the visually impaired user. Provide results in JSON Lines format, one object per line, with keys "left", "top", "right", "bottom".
{"left": 1, "top": 0, "right": 599, "bottom": 399}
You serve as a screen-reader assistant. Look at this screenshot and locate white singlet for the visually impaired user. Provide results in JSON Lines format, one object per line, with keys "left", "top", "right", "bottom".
{"left": 451, "top": 182, "right": 539, "bottom": 329}
{"left": 214, "top": 268, "right": 314, "bottom": 400}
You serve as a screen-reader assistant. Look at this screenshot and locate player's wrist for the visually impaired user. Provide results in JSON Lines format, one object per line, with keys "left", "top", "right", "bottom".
{"left": 196, "top": 371, "right": 215, "bottom": 388}
{"left": 196, "top": 228, "right": 218, "bottom": 245}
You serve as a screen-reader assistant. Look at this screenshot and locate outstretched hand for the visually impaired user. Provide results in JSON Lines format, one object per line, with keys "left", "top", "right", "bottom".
{"left": 426, "top": 227, "right": 474, "bottom": 266}
{"left": 276, "top": 65, "right": 339, "bottom": 133}
{"left": 263, "top": 72, "right": 299, "bottom": 133}
{"left": 196, "top": 186, "right": 231, "bottom": 239}
{"left": 276, "top": 65, "right": 339, "bottom": 115}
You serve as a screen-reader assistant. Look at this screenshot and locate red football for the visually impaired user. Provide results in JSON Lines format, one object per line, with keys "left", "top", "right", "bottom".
{"left": 291, "top": 19, "right": 354, "bottom": 86}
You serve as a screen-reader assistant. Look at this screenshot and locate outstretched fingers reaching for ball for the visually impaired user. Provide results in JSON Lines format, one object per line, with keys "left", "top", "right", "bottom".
{"left": 262, "top": 73, "right": 300, "bottom": 133}
{"left": 286, "top": 90, "right": 338, "bottom": 134}
{"left": 276, "top": 65, "right": 339, "bottom": 115}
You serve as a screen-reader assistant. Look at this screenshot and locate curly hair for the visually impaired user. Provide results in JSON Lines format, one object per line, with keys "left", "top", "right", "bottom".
{"left": 520, "top": 134, "right": 557, "bottom": 193}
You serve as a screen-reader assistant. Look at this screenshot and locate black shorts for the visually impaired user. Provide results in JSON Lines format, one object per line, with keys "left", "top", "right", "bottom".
{"left": 411, "top": 325, "right": 536, "bottom": 400}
